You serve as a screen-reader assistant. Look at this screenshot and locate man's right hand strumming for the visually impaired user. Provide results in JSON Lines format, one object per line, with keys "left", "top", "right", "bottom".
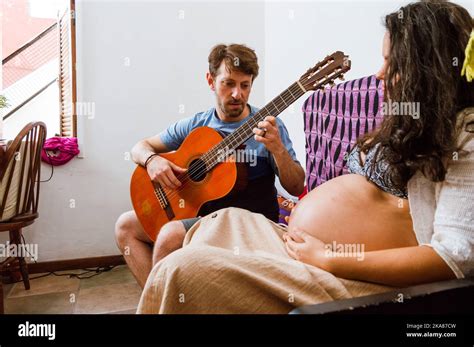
{"left": 131, "top": 136, "right": 187, "bottom": 191}
{"left": 146, "top": 155, "right": 187, "bottom": 190}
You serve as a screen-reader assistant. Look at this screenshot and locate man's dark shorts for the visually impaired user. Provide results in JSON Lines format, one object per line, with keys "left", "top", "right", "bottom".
{"left": 180, "top": 217, "right": 201, "bottom": 232}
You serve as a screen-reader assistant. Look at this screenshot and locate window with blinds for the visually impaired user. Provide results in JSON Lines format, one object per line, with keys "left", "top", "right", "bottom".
{"left": 58, "top": 1, "right": 77, "bottom": 137}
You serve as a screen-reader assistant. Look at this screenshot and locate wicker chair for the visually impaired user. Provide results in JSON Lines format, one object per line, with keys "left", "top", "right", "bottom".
{"left": 0, "top": 122, "right": 47, "bottom": 314}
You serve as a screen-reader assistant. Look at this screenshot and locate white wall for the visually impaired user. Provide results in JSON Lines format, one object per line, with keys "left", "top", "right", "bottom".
{"left": 4, "top": 0, "right": 472, "bottom": 261}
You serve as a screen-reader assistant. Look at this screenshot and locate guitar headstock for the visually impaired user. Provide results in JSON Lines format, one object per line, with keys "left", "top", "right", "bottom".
{"left": 299, "top": 51, "right": 351, "bottom": 91}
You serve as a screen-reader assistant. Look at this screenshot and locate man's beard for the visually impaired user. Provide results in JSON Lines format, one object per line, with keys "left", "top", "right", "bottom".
{"left": 219, "top": 100, "right": 245, "bottom": 118}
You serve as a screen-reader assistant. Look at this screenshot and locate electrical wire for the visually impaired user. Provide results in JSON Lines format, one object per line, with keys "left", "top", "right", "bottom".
{"left": 5, "top": 234, "right": 119, "bottom": 284}
{"left": 39, "top": 150, "right": 54, "bottom": 182}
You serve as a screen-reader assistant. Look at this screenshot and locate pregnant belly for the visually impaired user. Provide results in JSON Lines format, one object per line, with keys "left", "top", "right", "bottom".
{"left": 288, "top": 174, "right": 418, "bottom": 251}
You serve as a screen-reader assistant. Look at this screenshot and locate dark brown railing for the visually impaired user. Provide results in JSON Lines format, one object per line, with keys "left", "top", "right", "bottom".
{"left": 2, "top": 23, "right": 59, "bottom": 89}
{"left": 2, "top": 79, "right": 58, "bottom": 121}
{"left": 2, "top": 22, "right": 57, "bottom": 65}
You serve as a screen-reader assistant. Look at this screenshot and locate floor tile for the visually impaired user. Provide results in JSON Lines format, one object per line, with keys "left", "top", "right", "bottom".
{"left": 2, "top": 283, "right": 14, "bottom": 298}
{"left": 8, "top": 273, "right": 80, "bottom": 298}
{"left": 5, "top": 291, "right": 76, "bottom": 314}
{"left": 79, "top": 265, "right": 135, "bottom": 290}
{"left": 75, "top": 282, "right": 142, "bottom": 314}
{"left": 3, "top": 265, "right": 140, "bottom": 314}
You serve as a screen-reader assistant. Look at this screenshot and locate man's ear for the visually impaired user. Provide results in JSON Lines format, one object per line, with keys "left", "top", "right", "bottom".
{"left": 206, "top": 72, "right": 215, "bottom": 91}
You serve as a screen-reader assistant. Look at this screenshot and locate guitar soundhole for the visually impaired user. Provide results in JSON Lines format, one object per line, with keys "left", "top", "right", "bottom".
{"left": 188, "top": 158, "right": 207, "bottom": 182}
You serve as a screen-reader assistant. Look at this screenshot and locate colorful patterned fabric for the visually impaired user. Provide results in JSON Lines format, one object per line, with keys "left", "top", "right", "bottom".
{"left": 347, "top": 143, "right": 408, "bottom": 199}
{"left": 303, "top": 75, "right": 384, "bottom": 191}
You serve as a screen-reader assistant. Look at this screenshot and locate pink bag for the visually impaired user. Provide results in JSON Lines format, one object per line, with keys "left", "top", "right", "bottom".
{"left": 41, "top": 137, "right": 80, "bottom": 166}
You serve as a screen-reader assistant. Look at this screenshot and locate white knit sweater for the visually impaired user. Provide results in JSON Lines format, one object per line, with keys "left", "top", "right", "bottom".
{"left": 408, "top": 107, "right": 474, "bottom": 279}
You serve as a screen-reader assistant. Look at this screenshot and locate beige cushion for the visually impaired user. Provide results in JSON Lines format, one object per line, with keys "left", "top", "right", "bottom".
{"left": 0, "top": 142, "right": 31, "bottom": 222}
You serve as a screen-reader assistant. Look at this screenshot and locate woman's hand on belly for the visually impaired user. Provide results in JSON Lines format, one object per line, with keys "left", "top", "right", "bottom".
{"left": 283, "top": 228, "right": 330, "bottom": 270}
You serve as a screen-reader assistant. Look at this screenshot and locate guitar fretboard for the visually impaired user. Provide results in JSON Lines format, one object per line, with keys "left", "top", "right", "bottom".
{"left": 201, "top": 81, "right": 306, "bottom": 170}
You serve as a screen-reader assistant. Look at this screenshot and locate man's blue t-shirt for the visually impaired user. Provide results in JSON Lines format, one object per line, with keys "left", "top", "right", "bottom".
{"left": 158, "top": 104, "right": 299, "bottom": 181}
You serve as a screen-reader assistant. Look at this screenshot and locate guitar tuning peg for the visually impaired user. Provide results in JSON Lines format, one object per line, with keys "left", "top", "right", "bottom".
{"left": 339, "top": 76, "right": 345, "bottom": 81}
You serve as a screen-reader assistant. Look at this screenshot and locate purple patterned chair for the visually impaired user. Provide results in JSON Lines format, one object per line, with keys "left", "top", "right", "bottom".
{"left": 303, "top": 74, "right": 384, "bottom": 191}
{"left": 292, "top": 75, "right": 474, "bottom": 314}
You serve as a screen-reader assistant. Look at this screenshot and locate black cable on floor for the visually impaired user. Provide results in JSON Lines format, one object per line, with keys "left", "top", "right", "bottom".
{"left": 9, "top": 265, "right": 119, "bottom": 284}
{"left": 6, "top": 235, "right": 119, "bottom": 284}
{"left": 39, "top": 151, "right": 54, "bottom": 183}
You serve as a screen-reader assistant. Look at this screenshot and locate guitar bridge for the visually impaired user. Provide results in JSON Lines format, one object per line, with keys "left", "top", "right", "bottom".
{"left": 152, "top": 183, "right": 175, "bottom": 221}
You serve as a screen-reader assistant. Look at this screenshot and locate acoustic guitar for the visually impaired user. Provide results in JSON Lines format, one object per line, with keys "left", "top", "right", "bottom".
{"left": 130, "top": 51, "right": 351, "bottom": 241}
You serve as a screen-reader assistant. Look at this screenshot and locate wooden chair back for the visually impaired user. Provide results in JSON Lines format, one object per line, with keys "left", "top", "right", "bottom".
{"left": 0, "top": 122, "right": 47, "bottom": 222}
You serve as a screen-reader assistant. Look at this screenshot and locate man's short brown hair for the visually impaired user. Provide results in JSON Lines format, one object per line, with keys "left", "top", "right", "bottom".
{"left": 208, "top": 44, "right": 259, "bottom": 81}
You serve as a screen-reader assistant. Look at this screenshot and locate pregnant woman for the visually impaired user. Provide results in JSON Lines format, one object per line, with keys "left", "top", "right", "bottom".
{"left": 138, "top": 0, "right": 474, "bottom": 313}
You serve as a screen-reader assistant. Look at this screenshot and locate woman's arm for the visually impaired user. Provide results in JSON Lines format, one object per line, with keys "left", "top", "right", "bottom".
{"left": 284, "top": 230, "right": 456, "bottom": 287}
{"left": 321, "top": 245, "right": 456, "bottom": 287}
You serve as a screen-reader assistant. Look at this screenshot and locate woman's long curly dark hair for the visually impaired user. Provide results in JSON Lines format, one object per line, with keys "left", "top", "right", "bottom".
{"left": 357, "top": 0, "right": 474, "bottom": 191}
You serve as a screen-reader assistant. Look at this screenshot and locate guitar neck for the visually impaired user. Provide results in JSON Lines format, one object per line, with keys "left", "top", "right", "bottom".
{"left": 203, "top": 81, "right": 306, "bottom": 169}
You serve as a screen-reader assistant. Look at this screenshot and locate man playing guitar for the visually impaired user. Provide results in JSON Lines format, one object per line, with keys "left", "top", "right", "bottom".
{"left": 115, "top": 44, "right": 305, "bottom": 288}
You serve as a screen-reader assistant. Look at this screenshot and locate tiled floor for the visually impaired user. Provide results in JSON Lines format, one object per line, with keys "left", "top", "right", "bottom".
{"left": 3, "top": 265, "right": 141, "bottom": 314}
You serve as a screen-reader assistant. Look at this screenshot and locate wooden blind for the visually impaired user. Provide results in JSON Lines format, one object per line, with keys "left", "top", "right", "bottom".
{"left": 58, "top": 1, "right": 77, "bottom": 137}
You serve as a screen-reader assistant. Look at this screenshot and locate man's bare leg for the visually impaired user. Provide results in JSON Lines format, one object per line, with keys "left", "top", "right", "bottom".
{"left": 115, "top": 210, "right": 153, "bottom": 288}
{"left": 152, "top": 221, "right": 186, "bottom": 266}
